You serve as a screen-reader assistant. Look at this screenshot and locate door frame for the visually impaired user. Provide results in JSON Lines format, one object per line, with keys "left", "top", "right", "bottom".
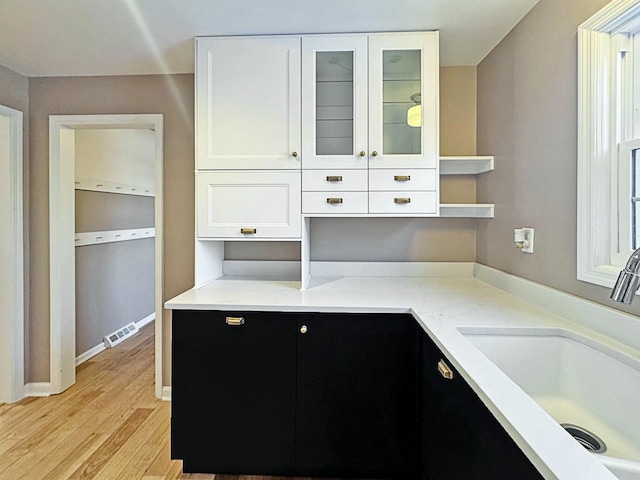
{"left": 49, "top": 114, "right": 164, "bottom": 397}
{"left": 0, "top": 104, "right": 24, "bottom": 403}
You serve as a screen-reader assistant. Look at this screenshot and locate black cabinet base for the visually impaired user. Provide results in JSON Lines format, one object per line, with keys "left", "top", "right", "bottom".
{"left": 172, "top": 310, "right": 543, "bottom": 479}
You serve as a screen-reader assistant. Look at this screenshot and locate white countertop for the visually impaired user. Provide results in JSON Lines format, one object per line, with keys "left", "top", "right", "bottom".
{"left": 165, "top": 274, "right": 624, "bottom": 479}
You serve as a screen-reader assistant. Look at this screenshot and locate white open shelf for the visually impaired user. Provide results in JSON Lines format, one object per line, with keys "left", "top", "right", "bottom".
{"left": 440, "top": 204, "right": 494, "bottom": 218}
{"left": 439, "top": 156, "right": 494, "bottom": 175}
{"left": 439, "top": 156, "right": 494, "bottom": 217}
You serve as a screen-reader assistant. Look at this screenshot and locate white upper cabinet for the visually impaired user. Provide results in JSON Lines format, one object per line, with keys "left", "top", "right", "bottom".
{"left": 302, "top": 35, "right": 369, "bottom": 170}
{"left": 302, "top": 32, "right": 438, "bottom": 171}
{"left": 196, "top": 36, "right": 302, "bottom": 170}
{"left": 368, "top": 33, "right": 439, "bottom": 169}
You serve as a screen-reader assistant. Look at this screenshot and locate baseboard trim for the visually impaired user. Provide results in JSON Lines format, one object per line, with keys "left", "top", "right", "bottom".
{"left": 24, "top": 382, "right": 51, "bottom": 397}
{"left": 76, "top": 313, "right": 156, "bottom": 367}
{"left": 473, "top": 263, "right": 640, "bottom": 352}
{"left": 136, "top": 312, "right": 155, "bottom": 329}
{"left": 75, "top": 344, "right": 107, "bottom": 367}
{"left": 161, "top": 386, "right": 171, "bottom": 401}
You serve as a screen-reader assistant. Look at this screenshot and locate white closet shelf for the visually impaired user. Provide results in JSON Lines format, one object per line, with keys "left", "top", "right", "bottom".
{"left": 75, "top": 177, "right": 155, "bottom": 197}
{"left": 439, "top": 156, "right": 494, "bottom": 175}
{"left": 75, "top": 227, "right": 155, "bottom": 247}
{"left": 439, "top": 204, "right": 494, "bottom": 218}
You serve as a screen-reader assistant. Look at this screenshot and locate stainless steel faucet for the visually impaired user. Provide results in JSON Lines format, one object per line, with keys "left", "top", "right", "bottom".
{"left": 611, "top": 247, "right": 640, "bottom": 304}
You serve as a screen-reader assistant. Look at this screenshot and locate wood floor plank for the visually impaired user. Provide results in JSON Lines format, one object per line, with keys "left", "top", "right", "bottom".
{"left": 92, "top": 403, "right": 169, "bottom": 480}
{"left": 69, "top": 408, "right": 154, "bottom": 479}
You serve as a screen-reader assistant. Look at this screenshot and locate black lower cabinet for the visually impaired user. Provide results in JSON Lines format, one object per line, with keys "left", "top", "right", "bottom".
{"left": 172, "top": 309, "right": 544, "bottom": 479}
{"left": 295, "top": 313, "right": 419, "bottom": 478}
{"left": 421, "top": 332, "right": 544, "bottom": 479}
{"left": 171, "top": 310, "right": 297, "bottom": 475}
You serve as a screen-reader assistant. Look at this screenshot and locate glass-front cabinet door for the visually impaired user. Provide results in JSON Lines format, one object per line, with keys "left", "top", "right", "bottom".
{"left": 368, "top": 33, "right": 439, "bottom": 169}
{"left": 302, "top": 36, "right": 368, "bottom": 169}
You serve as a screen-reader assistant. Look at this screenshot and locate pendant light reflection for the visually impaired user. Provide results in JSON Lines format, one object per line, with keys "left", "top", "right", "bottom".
{"left": 407, "top": 93, "right": 421, "bottom": 128}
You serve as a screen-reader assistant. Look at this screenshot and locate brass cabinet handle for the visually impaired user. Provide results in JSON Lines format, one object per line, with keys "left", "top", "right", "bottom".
{"left": 292, "top": 151, "right": 298, "bottom": 157}
{"left": 240, "top": 228, "right": 257, "bottom": 234}
{"left": 437, "top": 360, "right": 454, "bottom": 380}
{"left": 359, "top": 151, "right": 366, "bottom": 157}
{"left": 394, "top": 197, "right": 411, "bottom": 204}
{"left": 371, "top": 151, "right": 378, "bottom": 157}
{"left": 300, "top": 325, "right": 308, "bottom": 334}
{"left": 326, "top": 175, "right": 343, "bottom": 182}
{"left": 394, "top": 175, "right": 411, "bottom": 182}
{"left": 326, "top": 198, "right": 343, "bottom": 204}
{"left": 226, "top": 317, "right": 245, "bottom": 326}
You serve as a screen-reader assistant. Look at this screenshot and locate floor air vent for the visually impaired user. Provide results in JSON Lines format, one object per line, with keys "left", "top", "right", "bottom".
{"left": 104, "top": 323, "right": 139, "bottom": 348}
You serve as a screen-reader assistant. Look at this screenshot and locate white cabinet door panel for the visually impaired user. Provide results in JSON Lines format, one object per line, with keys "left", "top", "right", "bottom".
{"left": 197, "top": 171, "right": 301, "bottom": 239}
{"left": 196, "top": 36, "right": 301, "bottom": 170}
{"left": 302, "top": 35, "right": 368, "bottom": 170}
{"left": 368, "top": 33, "right": 439, "bottom": 170}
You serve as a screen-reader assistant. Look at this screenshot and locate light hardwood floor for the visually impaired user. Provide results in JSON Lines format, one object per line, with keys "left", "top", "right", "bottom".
{"left": 0, "top": 325, "right": 317, "bottom": 480}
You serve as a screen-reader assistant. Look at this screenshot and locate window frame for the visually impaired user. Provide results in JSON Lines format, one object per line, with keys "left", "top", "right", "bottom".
{"left": 577, "top": 0, "right": 640, "bottom": 287}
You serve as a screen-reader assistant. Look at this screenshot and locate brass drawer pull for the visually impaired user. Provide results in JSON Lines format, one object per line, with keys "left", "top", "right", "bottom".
{"left": 394, "top": 175, "right": 411, "bottom": 182}
{"left": 226, "top": 317, "right": 245, "bottom": 326}
{"left": 394, "top": 197, "right": 411, "bottom": 204}
{"left": 240, "top": 228, "right": 257, "bottom": 235}
{"left": 327, "top": 198, "right": 343, "bottom": 204}
{"left": 437, "top": 360, "right": 454, "bottom": 380}
{"left": 326, "top": 175, "right": 343, "bottom": 182}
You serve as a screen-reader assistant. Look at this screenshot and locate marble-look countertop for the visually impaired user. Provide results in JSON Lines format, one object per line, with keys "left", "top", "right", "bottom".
{"left": 165, "top": 275, "right": 622, "bottom": 479}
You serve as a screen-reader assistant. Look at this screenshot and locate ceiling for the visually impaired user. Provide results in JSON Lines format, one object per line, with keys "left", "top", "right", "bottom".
{"left": 0, "top": 0, "right": 540, "bottom": 77}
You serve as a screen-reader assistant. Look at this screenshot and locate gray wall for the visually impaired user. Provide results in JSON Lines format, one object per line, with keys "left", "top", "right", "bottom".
{"left": 476, "top": 0, "right": 640, "bottom": 317}
{"left": 75, "top": 191, "right": 155, "bottom": 354}
{"left": 0, "top": 63, "right": 30, "bottom": 380}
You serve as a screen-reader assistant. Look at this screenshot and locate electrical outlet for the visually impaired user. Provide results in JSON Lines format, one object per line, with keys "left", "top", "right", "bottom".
{"left": 521, "top": 228, "right": 534, "bottom": 253}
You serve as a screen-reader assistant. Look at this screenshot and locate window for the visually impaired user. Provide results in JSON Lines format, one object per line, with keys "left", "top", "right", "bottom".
{"left": 578, "top": 0, "right": 640, "bottom": 287}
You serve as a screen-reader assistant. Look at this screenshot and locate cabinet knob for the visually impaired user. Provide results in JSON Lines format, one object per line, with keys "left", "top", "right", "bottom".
{"left": 300, "top": 325, "right": 308, "bottom": 334}
{"left": 371, "top": 151, "right": 378, "bottom": 157}
{"left": 241, "top": 228, "right": 257, "bottom": 235}
{"left": 394, "top": 197, "right": 411, "bottom": 204}
{"left": 292, "top": 151, "right": 298, "bottom": 158}
{"left": 394, "top": 175, "right": 411, "bottom": 182}
{"left": 326, "top": 198, "right": 343, "bottom": 204}
{"left": 359, "top": 151, "right": 366, "bottom": 157}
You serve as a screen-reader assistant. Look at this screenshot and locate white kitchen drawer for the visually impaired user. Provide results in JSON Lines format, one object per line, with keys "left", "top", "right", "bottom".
{"left": 302, "top": 191, "right": 368, "bottom": 214}
{"left": 369, "top": 169, "right": 436, "bottom": 191}
{"left": 302, "top": 170, "right": 368, "bottom": 192}
{"left": 369, "top": 191, "right": 437, "bottom": 214}
{"left": 197, "top": 171, "right": 301, "bottom": 239}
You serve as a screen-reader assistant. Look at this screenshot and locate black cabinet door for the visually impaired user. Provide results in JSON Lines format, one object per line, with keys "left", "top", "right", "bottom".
{"left": 295, "top": 313, "right": 420, "bottom": 479}
{"left": 421, "top": 332, "right": 544, "bottom": 479}
{"left": 171, "top": 310, "right": 297, "bottom": 475}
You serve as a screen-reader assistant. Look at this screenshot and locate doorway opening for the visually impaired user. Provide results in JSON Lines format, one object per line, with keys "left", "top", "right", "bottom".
{"left": 49, "top": 115, "right": 163, "bottom": 398}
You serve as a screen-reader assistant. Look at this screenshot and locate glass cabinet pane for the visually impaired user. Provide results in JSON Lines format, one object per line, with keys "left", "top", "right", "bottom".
{"left": 382, "top": 50, "right": 421, "bottom": 155}
{"left": 315, "top": 51, "right": 354, "bottom": 156}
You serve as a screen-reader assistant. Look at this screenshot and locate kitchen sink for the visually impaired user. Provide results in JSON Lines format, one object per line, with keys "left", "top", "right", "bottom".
{"left": 458, "top": 327, "right": 640, "bottom": 479}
